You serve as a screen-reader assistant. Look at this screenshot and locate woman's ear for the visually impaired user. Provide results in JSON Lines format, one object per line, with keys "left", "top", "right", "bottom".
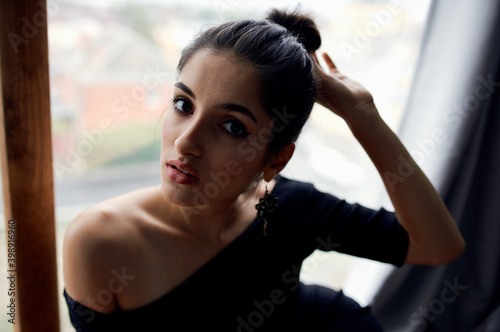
{"left": 262, "top": 143, "right": 295, "bottom": 182}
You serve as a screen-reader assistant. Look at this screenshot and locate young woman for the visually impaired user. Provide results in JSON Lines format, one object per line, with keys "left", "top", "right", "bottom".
{"left": 63, "top": 8, "right": 465, "bottom": 331}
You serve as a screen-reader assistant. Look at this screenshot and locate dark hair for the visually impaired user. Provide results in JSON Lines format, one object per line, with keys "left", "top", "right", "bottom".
{"left": 176, "top": 7, "right": 321, "bottom": 160}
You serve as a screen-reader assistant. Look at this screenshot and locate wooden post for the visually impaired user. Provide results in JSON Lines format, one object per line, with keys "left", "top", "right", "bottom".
{"left": 0, "top": 1, "right": 60, "bottom": 331}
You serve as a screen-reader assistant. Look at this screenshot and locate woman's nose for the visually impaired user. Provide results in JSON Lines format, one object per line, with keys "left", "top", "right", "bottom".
{"left": 174, "top": 115, "right": 204, "bottom": 157}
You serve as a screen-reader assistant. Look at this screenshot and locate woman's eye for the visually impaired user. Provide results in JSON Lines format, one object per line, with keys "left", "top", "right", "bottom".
{"left": 171, "top": 97, "right": 250, "bottom": 138}
{"left": 221, "top": 121, "right": 251, "bottom": 137}
{"left": 172, "top": 97, "right": 193, "bottom": 114}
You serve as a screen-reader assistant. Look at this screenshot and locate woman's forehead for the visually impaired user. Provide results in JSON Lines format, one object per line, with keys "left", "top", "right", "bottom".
{"left": 178, "top": 49, "right": 261, "bottom": 102}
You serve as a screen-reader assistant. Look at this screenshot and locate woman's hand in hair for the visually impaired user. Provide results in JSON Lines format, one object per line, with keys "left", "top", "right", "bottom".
{"left": 312, "top": 52, "right": 465, "bottom": 266}
{"left": 311, "top": 52, "right": 379, "bottom": 128}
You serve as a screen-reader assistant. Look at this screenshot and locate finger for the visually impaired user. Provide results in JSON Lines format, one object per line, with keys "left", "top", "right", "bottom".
{"left": 310, "top": 52, "right": 318, "bottom": 64}
{"left": 322, "top": 52, "right": 338, "bottom": 72}
{"left": 310, "top": 52, "right": 324, "bottom": 71}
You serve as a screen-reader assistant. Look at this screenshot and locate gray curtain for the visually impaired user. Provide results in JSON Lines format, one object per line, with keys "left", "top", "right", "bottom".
{"left": 371, "top": 0, "right": 500, "bottom": 331}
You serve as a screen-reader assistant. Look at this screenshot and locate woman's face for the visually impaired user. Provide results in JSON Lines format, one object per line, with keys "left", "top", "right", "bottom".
{"left": 160, "top": 49, "right": 275, "bottom": 208}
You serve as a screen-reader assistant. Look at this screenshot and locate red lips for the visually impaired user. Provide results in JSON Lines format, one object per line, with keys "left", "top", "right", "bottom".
{"left": 167, "top": 160, "right": 200, "bottom": 179}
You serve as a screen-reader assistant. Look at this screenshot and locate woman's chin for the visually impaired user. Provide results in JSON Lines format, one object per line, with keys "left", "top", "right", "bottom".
{"left": 160, "top": 181, "right": 204, "bottom": 208}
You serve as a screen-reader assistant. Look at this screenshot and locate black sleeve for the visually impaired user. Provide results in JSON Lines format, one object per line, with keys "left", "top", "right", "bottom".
{"left": 312, "top": 191, "right": 408, "bottom": 266}
{"left": 274, "top": 177, "right": 409, "bottom": 267}
{"left": 63, "top": 289, "right": 126, "bottom": 332}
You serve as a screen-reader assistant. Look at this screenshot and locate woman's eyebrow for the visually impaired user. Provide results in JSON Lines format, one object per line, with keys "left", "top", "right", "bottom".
{"left": 174, "top": 82, "right": 196, "bottom": 99}
{"left": 219, "top": 103, "right": 258, "bottom": 124}
{"left": 174, "top": 81, "right": 258, "bottom": 125}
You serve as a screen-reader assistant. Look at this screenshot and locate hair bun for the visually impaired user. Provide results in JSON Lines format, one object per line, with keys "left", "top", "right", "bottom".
{"left": 266, "top": 7, "right": 321, "bottom": 53}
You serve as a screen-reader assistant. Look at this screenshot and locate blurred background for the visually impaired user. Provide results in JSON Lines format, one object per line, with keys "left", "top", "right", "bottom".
{"left": 0, "top": 0, "right": 431, "bottom": 330}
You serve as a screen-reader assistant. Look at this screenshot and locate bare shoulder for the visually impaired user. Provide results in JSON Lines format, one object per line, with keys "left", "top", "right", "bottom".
{"left": 62, "top": 186, "right": 160, "bottom": 314}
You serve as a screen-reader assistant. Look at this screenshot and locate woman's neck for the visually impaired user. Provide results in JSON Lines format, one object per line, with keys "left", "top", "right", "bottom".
{"left": 156, "top": 180, "right": 265, "bottom": 246}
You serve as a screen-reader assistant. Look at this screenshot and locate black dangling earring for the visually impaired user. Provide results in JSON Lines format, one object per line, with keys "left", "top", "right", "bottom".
{"left": 255, "top": 181, "right": 278, "bottom": 236}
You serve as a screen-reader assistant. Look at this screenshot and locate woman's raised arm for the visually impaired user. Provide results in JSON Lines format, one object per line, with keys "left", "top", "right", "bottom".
{"left": 311, "top": 52, "right": 465, "bottom": 265}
